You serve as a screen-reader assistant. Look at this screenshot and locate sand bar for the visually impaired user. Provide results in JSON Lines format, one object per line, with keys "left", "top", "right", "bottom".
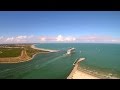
{"left": 31, "top": 44, "right": 59, "bottom": 52}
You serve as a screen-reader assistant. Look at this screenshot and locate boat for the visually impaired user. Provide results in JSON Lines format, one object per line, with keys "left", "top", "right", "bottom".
{"left": 66, "top": 48, "right": 75, "bottom": 55}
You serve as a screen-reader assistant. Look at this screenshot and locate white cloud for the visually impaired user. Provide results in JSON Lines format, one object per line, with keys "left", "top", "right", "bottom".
{"left": 40, "top": 37, "right": 46, "bottom": 41}
{"left": 56, "top": 35, "right": 76, "bottom": 42}
{"left": 39, "top": 35, "right": 120, "bottom": 43}
{"left": 16, "top": 36, "right": 27, "bottom": 39}
{"left": 6, "top": 37, "right": 14, "bottom": 41}
{"left": 111, "top": 39, "right": 120, "bottom": 42}
{"left": 56, "top": 35, "right": 64, "bottom": 41}
{"left": 65, "top": 37, "right": 71, "bottom": 41}
{"left": 65, "top": 37, "right": 76, "bottom": 41}
{"left": 39, "top": 36, "right": 47, "bottom": 42}
{"left": 77, "top": 35, "right": 120, "bottom": 43}
{"left": 0, "top": 35, "right": 39, "bottom": 44}
{"left": 1, "top": 35, "right": 120, "bottom": 44}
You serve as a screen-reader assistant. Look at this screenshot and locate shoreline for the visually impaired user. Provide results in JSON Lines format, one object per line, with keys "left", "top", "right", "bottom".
{"left": 0, "top": 44, "right": 52, "bottom": 64}
{"left": 67, "top": 58, "right": 100, "bottom": 79}
{"left": 0, "top": 52, "right": 44, "bottom": 64}
{"left": 31, "top": 44, "right": 59, "bottom": 52}
{"left": 0, "top": 44, "right": 59, "bottom": 64}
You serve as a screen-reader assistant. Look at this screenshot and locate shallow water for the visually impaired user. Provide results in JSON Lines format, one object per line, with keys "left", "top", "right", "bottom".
{"left": 0, "top": 43, "right": 120, "bottom": 79}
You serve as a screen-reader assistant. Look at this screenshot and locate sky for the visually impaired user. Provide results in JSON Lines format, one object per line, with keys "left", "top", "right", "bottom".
{"left": 0, "top": 11, "right": 120, "bottom": 43}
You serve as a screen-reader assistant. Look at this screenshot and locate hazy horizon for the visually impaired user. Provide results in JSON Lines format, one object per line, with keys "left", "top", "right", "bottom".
{"left": 0, "top": 11, "right": 120, "bottom": 44}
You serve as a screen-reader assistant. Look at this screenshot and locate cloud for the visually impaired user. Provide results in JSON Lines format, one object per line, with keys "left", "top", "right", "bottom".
{"left": 38, "top": 35, "right": 120, "bottom": 43}
{"left": 16, "top": 36, "right": 27, "bottom": 39}
{"left": 64, "top": 37, "right": 76, "bottom": 41}
{"left": 40, "top": 36, "right": 46, "bottom": 41}
{"left": 39, "top": 35, "right": 76, "bottom": 42}
{"left": 56, "top": 35, "right": 76, "bottom": 42}
{"left": 56, "top": 35, "right": 64, "bottom": 41}
{"left": 6, "top": 37, "right": 14, "bottom": 41}
{"left": 0, "top": 34, "right": 120, "bottom": 44}
{"left": 77, "top": 35, "right": 120, "bottom": 43}
{"left": 0, "top": 35, "right": 39, "bottom": 44}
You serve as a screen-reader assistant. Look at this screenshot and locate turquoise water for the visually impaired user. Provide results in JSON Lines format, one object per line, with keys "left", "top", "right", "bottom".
{"left": 0, "top": 43, "right": 120, "bottom": 79}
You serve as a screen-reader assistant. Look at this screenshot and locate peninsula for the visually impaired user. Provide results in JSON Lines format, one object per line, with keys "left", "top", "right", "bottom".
{"left": 0, "top": 44, "right": 50, "bottom": 63}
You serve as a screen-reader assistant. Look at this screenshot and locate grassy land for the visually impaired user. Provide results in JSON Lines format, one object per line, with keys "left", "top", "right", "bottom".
{"left": 0, "top": 44, "right": 49, "bottom": 58}
{"left": 0, "top": 48, "right": 22, "bottom": 58}
{"left": 0, "top": 44, "right": 49, "bottom": 63}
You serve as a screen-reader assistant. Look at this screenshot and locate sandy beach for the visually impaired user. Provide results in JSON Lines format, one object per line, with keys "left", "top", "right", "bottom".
{"left": 67, "top": 58, "right": 99, "bottom": 79}
{"left": 69, "top": 69, "right": 99, "bottom": 79}
{"left": 31, "top": 44, "right": 59, "bottom": 52}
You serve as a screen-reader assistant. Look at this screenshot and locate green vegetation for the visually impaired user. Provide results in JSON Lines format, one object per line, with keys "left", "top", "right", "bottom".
{"left": 0, "top": 44, "right": 49, "bottom": 58}
{"left": 0, "top": 48, "right": 22, "bottom": 58}
{"left": 0, "top": 44, "right": 49, "bottom": 63}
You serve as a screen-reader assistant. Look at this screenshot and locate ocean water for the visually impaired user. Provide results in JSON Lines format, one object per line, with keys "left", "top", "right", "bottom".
{"left": 0, "top": 43, "right": 120, "bottom": 79}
